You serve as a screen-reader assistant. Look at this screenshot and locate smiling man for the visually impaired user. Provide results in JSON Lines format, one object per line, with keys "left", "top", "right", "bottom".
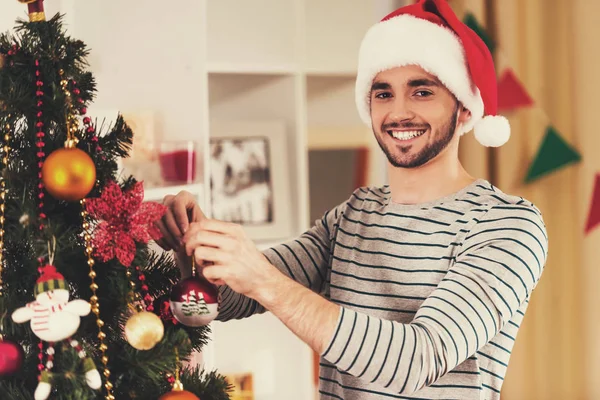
{"left": 156, "top": 1, "right": 548, "bottom": 399}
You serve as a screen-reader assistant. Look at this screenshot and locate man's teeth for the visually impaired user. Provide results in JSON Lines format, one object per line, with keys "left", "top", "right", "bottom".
{"left": 390, "top": 130, "right": 426, "bottom": 140}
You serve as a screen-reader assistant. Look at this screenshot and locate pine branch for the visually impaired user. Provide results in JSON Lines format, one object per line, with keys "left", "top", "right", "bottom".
{"left": 0, "top": 12, "right": 228, "bottom": 400}
{"left": 181, "top": 367, "right": 233, "bottom": 400}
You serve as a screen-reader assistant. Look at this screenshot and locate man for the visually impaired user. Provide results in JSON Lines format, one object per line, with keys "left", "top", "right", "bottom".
{"left": 155, "top": 1, "right": 548, "bottom": 398}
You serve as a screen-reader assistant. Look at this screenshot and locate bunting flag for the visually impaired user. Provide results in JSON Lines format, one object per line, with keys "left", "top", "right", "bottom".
{"left": 463, "top": 12, "right": 496, "bottom": 53}
{"left": 463, "top": 12, "right": 582, "bottom": 184}
{"left": 497, "top": 68, "right": 534, "bottom": 112}
{"left": 585, "top": 174, "right": 600, "bottom": 235}
{"left": 524, "top": 126, "right": 582, "bottom": 183}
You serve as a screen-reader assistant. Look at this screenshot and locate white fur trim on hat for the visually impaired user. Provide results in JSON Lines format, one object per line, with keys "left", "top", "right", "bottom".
{"left": 355, "top": 14, "right": 484, "bottom": 134}
{"left": 473, "top": 115, "right": 510, "bottom": 147}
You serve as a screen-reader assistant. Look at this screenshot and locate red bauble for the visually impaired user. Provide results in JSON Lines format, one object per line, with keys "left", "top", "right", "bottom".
{"left": 170, "top": 277, "right": 219, "bottom": 327}
{"left": 0, "top": 339, "right": 24, "bottom": 376}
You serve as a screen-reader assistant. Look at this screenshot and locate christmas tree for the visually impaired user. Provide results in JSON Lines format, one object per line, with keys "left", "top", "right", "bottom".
{"left": 0, "top": 2, "right": 231, "bottom": 399}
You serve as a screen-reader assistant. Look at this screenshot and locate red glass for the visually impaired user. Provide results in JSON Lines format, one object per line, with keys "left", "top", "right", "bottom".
{"left": 158, "top": 141, "right": 197, "bottom": 185}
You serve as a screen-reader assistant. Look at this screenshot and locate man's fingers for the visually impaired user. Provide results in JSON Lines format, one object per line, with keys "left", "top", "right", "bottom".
{"left": 190, "top": 204, "right": 205, "bottom": 223}
{"left": 200, "top": 265, "right": 227, "bottom": 286}
{"left": 164, "top": 209, "right": 184, "bottom": 247}
{"left": 154, "top": 237, "right": 172, "bottom": 251}
{"left": 198, "top": 219, "right": 245, "bottom": 237}
{"left": 194, "top": 246, "right": 230, "bottom": 264}
{"left": 173, "top": 191, "right": 206, "bottom": 234}
{"left": 155, "top": 217, "right": 179, "bottom": 250}
{"left": 184, "top": 230, "right": 236, "bottom": 256}
{"left": 173, "top": 196, "right": 192, "bottom": 235}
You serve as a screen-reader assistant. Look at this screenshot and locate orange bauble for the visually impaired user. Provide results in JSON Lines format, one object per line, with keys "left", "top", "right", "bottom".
{"left": 41, "top": 147, "right": 96, "bottom": 201}
{"left": 158, "top": 389, "right": 200, "bottom": 400}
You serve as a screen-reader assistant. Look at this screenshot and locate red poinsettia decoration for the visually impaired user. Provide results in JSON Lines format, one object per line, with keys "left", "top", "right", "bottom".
{"left": 85, "top": 181, "right": 167, "bottom": 267}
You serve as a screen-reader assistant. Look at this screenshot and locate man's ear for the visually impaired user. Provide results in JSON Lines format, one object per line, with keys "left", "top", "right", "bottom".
{"left": 458, "top": 104, "right": 472, "bottom": 125}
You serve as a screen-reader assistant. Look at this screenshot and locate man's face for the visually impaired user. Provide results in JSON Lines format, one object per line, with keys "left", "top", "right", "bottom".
{"left": 369, "top": 65, "right": 471, "bottom": 168}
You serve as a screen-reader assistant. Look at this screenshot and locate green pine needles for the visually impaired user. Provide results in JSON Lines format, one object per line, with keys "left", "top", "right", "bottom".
{"left": 0, "top": 13, "right": 231, "bottom": 400}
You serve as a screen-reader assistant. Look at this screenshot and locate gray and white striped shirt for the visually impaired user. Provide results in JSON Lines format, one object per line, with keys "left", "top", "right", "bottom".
{"left": 217, "top": 179, "right": 548, "bottom": 399}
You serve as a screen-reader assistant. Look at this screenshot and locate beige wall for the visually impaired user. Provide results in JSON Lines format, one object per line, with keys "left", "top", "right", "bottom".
{"left": 573, "top": 0, "right": 600, "bottom": 398}
{"left": 451, "top": 0, "right": 598, "bottom": 398}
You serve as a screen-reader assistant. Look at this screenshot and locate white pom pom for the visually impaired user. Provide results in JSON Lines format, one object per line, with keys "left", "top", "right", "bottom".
{"left": 474, "top": 115, "right": 511, "bottom": 147}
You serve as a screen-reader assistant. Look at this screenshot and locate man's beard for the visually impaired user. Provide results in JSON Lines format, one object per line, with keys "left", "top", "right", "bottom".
{"left": 374, "top": 104, "right": 459, "bottom": 169}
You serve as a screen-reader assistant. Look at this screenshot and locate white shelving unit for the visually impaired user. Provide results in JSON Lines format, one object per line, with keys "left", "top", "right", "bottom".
{"left": 12, "top": 0, "right": 405, "bottom": 398}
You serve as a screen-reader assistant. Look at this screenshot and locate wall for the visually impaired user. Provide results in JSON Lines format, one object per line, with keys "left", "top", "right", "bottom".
{"left": 68, "top": 0, "right": 208, "bottom": 144}
{"left": 572, "top": 0, "right": 600, "bottom": 398}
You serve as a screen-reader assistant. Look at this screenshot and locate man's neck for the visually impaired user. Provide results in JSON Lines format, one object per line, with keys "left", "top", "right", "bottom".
{"left": 386, "top": 154, "right": 476, "bottom": 205}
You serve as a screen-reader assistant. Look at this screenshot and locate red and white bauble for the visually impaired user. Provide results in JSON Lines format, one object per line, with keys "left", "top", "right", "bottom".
{"left": 169, "top": 276, "right": 219, "bottom": 327}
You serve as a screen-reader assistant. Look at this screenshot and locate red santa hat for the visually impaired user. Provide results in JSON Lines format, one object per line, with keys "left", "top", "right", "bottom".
{"left": 355, "top": 0, "right": 510, "bottom": 147}
{"left": 35, "top": 265, "right": 67, "bottom": 296}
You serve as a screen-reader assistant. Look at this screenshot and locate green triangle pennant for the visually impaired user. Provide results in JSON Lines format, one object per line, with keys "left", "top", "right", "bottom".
{"left": 463, "top": 12, "right": 496, "bottom": 54}
{"left": 525, "top": 126, "right": 581, "bottom": 183}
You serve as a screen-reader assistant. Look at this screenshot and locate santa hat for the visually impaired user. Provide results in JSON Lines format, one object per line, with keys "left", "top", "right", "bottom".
{"left": 355, "top": 0, "right": 510, "bottom": 147}
{"left": 35, "top": 265, "right": 67, "bottom": 296}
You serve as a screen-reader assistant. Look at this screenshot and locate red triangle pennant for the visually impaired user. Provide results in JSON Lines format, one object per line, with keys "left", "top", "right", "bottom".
{"left": 497, "top": 69, "right": 534, "bottom": 112}
{"left": 585, "top": 173, "right": 600, "bottom": 235}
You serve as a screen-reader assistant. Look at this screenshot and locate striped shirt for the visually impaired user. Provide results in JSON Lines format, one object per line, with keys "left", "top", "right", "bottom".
{"left": 217, "top": 179, "right": 548, "bottom": 399}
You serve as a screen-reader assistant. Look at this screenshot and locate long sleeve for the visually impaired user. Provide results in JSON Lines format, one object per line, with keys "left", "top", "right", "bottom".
{"left": 216, "top": 201, "right": 348, "bottom": 322}
{"left": 321, "top": 204, "right": 548, "bottom": 395}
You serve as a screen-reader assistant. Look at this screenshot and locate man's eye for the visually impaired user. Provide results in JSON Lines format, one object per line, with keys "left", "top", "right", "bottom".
{"left": 414, "top": 90, "right": 433, "bottom": 97}
{"left": 375, "top": 92, "right": 392, "bottom": 99}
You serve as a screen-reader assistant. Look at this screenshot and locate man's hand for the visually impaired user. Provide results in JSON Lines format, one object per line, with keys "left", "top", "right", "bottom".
{"left": 155, "top": 191, "right": 205, "bottom": 252}
{"left": 183, "top": 218, "right": 340, "bottom": 354}
{"left": 182, "top": 219, "right": 282, "bottom": 299}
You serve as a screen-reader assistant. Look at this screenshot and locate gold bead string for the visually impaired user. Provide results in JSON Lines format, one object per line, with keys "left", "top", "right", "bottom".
{"left": 59, "top": 69, "right": 79, "bottom": 149}
{"left": 126, "top": 265, "right": 144, "bottom": 313}
{"left": 0, "top": 116, "right": 10, "bottom": 297}
{"left": 80, "top": 199, "right": 114, "bottom": 400}
{"left": 172, "top": 348, "right": 184, "bottom": 391}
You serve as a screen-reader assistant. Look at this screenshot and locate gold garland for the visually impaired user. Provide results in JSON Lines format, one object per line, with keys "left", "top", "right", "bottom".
{"left": 59, "top": 70, "right": 79, "bottom": 149}
{"left": 0, "top": 116, "right": 10, "bottom": 297}
{"left": 126, "top": 266, "right": 144, "bottom": 312}
{"left": 81, "top": 200, "right": 114, "bottom": 400}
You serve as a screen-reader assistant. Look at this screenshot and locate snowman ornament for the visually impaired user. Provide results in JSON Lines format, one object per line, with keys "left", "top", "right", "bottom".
{"left": 11, "top": 265, "right": 102, "bottom": 400}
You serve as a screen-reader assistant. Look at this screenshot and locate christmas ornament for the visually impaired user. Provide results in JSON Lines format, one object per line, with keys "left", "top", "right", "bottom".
{"left": 159, "top": 349, "right": 200, "bottom": 400}
{"left": 34, "top": 58, "right": 47, "bottom": 230}
{"left": 159, "top": 388, "right": 200, "bottom": 400}
{"left": 80, "top": 200, "right": 115, "bottom": 400}
{"left": 0, "top": 114, "right": 11, "bottom": 296}
{"left": 123, "top": 264, "right": 163, "bottom": 350}
{"left": 11, "top": 264, "right": 102, "bottom": 400}
{"left": 154, "top": 294, "right": 178, "bottom": 325}
{"left": 0, "top": 335, "right": 24, "bottom": 376}
{"left": 124, "top": 311, "right": 164, "bottom": 351}
{"left": 17, "top": 0, "right": 46, "bottom": 22}
{"left": 41, "top": 146, "right": 96, "bottom": 201}
{"left": 170, "top": 259, "right": 219, "bottom": 327}
{"left": 40, "top": 68, "right": 97, "bottom": 203}
{"left": 19, "top": 213, "right": 30, "bottom": 227}
{"left": 0, "top": 55, "right": 5, "bottom": 111}
{"left": 85, "top": 181, "right": 166, "bottom": 266}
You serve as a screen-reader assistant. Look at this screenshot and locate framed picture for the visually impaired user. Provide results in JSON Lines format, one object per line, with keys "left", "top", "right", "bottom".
{"left": 209, "top": 120, "right": 293, "bottom": 242}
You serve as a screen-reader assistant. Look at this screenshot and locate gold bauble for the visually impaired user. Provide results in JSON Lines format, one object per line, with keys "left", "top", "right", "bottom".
{"left": 124, "top": 311, "right": 164, "bottom": 351}
{"left": 41, "top": 147, "right": 96, "bottom": 201}
{"left": 158, "top": 389, "right": 200, "bottom": 400}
